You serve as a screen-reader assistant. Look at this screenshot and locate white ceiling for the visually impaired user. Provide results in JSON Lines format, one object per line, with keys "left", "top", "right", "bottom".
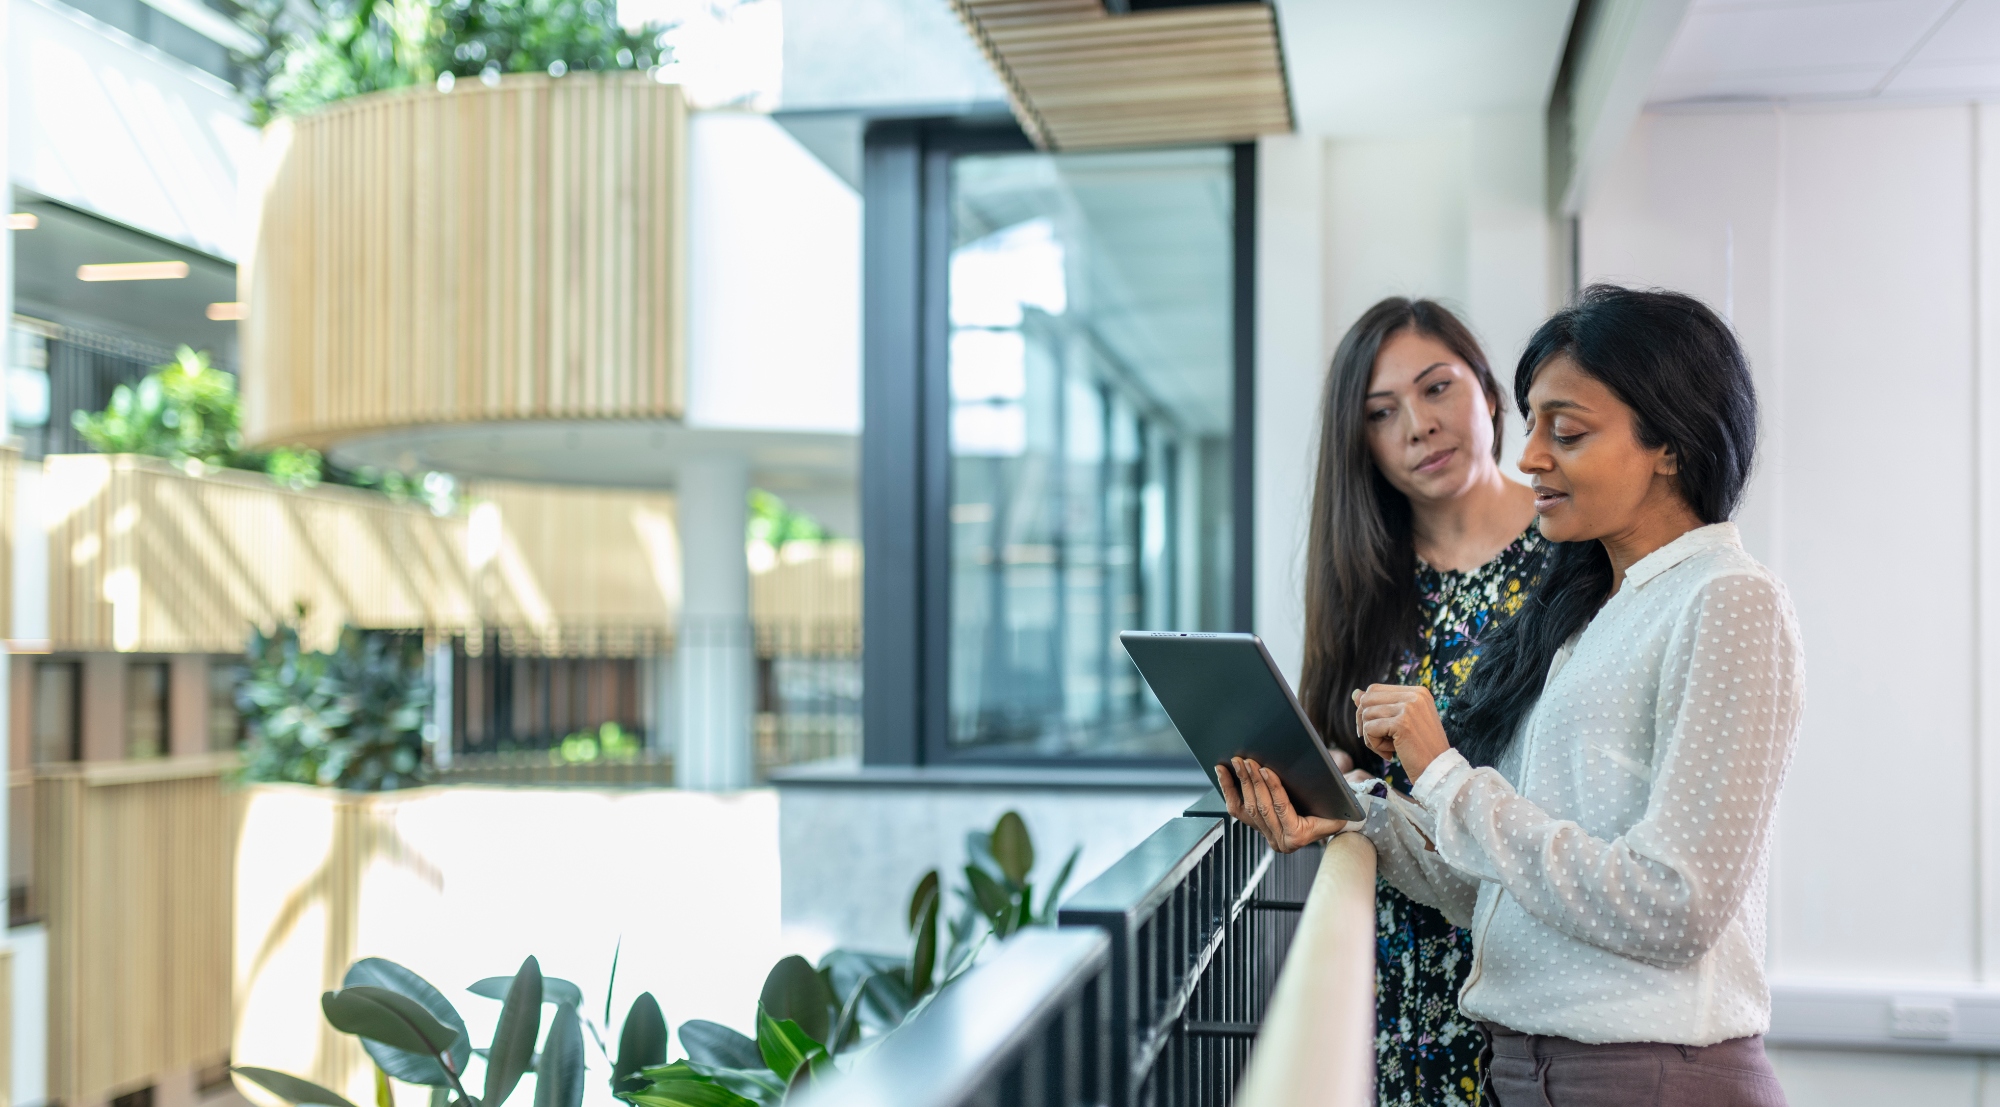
{"left": 1651, "top": 0, "right": 2000, "bottom": 105}
{"left": 1272, "top": 0, "right": 1580, "bottom": 135}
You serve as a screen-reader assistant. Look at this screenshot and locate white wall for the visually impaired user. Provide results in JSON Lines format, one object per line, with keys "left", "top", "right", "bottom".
{"left": 1254, "top": 114, "right": 1553, "bottom": 682}
{"left": 7, "top": 0, "right": 255, "bottom": 258}
{"left": 686, "top": 110, "right": 862, "bottom": 436}
{"left": 1580, "top": 101, "right": 2000, "bottom": 1103}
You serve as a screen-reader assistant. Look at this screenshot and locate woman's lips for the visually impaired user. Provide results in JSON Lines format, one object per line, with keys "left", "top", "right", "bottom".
{"left": 1414, "top": 448, "right": 1456, "bottom": 474}
{"left": 1533, "top": 486, "right": 1569, "bottom": 512}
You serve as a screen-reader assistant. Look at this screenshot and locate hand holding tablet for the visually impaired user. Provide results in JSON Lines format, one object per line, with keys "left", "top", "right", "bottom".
{"left": 1118, "top": 631, "right": 1367, "bottom": 852}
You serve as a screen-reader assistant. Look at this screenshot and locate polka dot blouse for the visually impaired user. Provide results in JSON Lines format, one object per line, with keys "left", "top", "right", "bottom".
{"left": 1363, "top": 522, "right": 1804, "bottom": 1047}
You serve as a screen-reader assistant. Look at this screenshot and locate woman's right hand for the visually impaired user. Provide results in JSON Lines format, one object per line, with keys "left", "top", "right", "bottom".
{"left": 1217, "top": 756, "right": 1346, "bottom": 853}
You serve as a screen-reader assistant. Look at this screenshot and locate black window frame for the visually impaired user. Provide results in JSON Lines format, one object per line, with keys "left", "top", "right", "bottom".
{"left": 861, "top": 117, "right": 1257, "bottom": 768}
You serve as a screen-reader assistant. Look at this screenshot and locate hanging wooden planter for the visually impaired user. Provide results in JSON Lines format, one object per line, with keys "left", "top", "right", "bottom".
{"left": 240, "top": 73, "right": 688, "bottom": 448}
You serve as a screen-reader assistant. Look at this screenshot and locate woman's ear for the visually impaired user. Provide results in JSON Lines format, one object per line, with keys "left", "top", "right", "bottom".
{"left": 1655, "top": 447, "right": 1680, "bottom": 476}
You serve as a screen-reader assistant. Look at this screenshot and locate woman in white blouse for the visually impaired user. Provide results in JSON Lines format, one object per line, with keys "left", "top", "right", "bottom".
{"left": 1221, "top": 285, "right": 1801, "bottom": 1106}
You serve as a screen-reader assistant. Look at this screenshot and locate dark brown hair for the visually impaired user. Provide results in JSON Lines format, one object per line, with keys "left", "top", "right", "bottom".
{"left": 1449, "top": 285, "right": 1756, "bottom": 767}
{"left": 1297, "top": 298, "right": 1504, "bottom": 771}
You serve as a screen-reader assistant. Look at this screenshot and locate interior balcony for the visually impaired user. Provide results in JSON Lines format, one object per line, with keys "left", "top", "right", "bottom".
{"left": 237, "top": 72, "right": 864, "bottom": 791}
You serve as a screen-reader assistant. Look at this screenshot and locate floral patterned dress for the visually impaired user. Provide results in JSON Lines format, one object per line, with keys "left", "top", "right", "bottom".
{"left": 1373, "top": 525, "right": 1546, "bottom": 1107}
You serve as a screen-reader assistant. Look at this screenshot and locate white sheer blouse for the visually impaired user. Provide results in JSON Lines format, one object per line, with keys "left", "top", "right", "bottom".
{"left": 1359, "top": 522, "right": 1805, "bottom": 1046}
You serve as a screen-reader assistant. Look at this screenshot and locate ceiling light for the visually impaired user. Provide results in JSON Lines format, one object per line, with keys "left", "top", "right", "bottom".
{"left": 78, "top": 261, "right": 189, "bottom": 282}
{"left": 206, "top": 301, "right": 247, "bottom": 321}
{"left": 8, "top": 214, "right": 37, "bottom": 230}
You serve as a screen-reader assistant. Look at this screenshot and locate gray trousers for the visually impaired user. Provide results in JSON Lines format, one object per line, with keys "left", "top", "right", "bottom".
{"left": 1481, "top": 1023, "right": 1789, "bottom": 1107}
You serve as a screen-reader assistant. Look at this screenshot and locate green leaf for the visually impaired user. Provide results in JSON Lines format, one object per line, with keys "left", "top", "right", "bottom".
{"left": 678, "top": 1021, "right": 762, "bottom": 1071}
{"left": 965, "top": 865, "right": 1012, "bottom": 926}
{"left": 613, "top": 993, "right": 668, "bottom": 1093}
{"left": 484, "top": 957, "right": 543, "bottom": 1107}
{"left": 990, "top": 811, "right": 1034, "bottom": 886}
{"left": 343, "top": 959, "right": 472, "bottom": 1087}
{"left": 754, "top": 1008, "right": 823, "bottom": 1083}
{"left": 322, "top": 986, "right": 460, "bottom": 1058}
{"left": 627, "top": 1063, "right": 765, "bottom": 1107}
{"left": 910, "top": 883, "right": 940, "bottom": 999}
{"left": 1039, "top": 847, "right": 1081, "bottom": 923}
{"left": 534, "top": 1005, "right": 586, "bottom": 1107}
{"left": 757, "top": 957, "right": 836, "bottom": 1047}
{"left": 678, "top": 1063, "right": 784, "bottom": 1107}
{"left": 468, "top": 976, "right": 584, "bottom": 1009}
{"left": 906, "top": 871, "right": 939, "bottom": 933}
{"left": 234, "top": 1067, "right": 361, "bottom": 1107}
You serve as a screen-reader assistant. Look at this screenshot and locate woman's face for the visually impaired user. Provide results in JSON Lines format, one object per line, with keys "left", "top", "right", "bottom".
{"left": 1517, "top": 354, "right": 1681, "bottom": 543}
{"left": 1362, "top": 328, "right": 1498, "bottom": 506}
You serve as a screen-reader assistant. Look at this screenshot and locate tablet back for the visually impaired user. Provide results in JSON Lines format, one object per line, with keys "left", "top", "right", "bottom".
{"left": 1120, "top": 631, "right": 1363, "bottom": 823}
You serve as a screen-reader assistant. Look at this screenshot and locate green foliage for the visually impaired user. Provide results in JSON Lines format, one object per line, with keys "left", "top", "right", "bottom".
{"left": 747, "top": 490, "right": 828, "bottom": 548}
{"left": 264, "top": 446, "right": 326, "bottom": 490}
{"left": 69, "top": 347, "right": 457, "bottom": 509}
{"left": 239, "top": 816, "right": 1080, "bottom": 1107}
{"left": 74, "top": 347, "right": 241, "bottom": 465}
{"left": 227, "top": 0, "right": 672, "bottom": 124}
{"left": 239, "top": 955, "right": 667, "bottom": 1107}
{"left": 960, "top": 810, "right": 1079, "bottom": 940}
{"left": 236, "top": 619, "right": 432, "bottom": 791}
{"left": 555, "top": 720, "right": 641, "bottom": 764}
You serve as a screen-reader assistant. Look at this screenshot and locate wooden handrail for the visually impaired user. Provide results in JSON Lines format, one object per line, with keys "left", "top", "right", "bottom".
{"left": 1235, "top": 831, "right": 1377, "bottom": 1107}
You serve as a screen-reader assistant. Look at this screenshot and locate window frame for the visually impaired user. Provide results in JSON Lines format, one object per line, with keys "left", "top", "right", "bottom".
{"left": 861, "top": 117, "right": 1257, "bottom": 769}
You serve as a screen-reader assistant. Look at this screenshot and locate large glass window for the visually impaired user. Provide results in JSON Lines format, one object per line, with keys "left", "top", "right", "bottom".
{"left": 946, "top": 147, "right": 1236, "bottom": 758}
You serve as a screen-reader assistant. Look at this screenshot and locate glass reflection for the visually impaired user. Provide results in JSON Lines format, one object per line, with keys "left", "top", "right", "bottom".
{"left": 947, "top": 147, "right": 1233, "bottom": 757}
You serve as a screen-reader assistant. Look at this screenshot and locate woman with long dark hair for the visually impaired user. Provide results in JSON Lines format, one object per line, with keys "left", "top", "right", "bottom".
{"left": 1226, "top": 286, "right": 1800, "bottom": 1106}
{"left": 1235, "top": 295, "right": 1542, "bottom": 1104}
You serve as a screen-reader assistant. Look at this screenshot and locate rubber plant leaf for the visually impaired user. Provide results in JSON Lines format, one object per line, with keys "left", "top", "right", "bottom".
{"left": 756, "top": 956, "right": 836, "bottom": 1046}
{"left": 906, "top": 870, "right": 939, "bottom": 933}
{"left": 532, "top": 1004, "right": 585, "bottom": 1107}
{"left": 484, "top": 956, "right": 544, "bottom": 1107}
{"left": 322, "top": 986, "right": 460, "bottom": 1059}
{"left": 677, "top": 1021, "right": 763, "bottom": 1071}
{"left": 910, "top": 883, "right": 940, "bottom": 999}
{"left": 965, "top": 865, "right": 1012, "bottom": 928}
{"left": 612, "top": 993, "right": 668, "bottom": 1094}
{"left": 468, "top": 975, "right": 585, "bottom": 1009}
{"left": 990, "top": 811, "right": 1034, "bottom": 886}
{"left": 754, "top": 1007, "right": 824, "bottom": 1083}
{"left": 343, "top": 958, "right": 473, "bottom": 1086}
{"left": 234, "top": 1067, "right": 360, "bottom": 1107}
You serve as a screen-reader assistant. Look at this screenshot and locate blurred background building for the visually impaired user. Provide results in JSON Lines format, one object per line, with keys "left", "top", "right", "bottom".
{"left": 0, "top": 0, "right": 1995, "bottom": 1104}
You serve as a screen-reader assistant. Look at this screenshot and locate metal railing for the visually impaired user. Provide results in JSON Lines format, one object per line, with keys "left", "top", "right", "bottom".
{"left": 802, "top": 798, "right": 1342, "bottom": 1107}
{"left": 798, "top": 929, "right": 1113, "bottom": 1107}
{"left": 1058, "top": 814, "right": 1317, "bottom": 1106}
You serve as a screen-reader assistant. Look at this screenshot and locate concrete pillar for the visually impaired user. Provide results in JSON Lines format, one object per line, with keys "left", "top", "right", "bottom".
{"left": 674, "top": 456, "right": 753, "bottom": 789}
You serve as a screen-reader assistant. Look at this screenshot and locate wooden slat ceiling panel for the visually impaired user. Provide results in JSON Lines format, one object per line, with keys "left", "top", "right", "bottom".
{"left": 949, "top": 0, "right": 1294, "bottom": 150}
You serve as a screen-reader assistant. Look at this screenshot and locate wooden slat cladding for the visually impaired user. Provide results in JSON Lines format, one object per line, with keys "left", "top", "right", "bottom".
{"left": 46, "top": 454, "right": 479, "bottom": 655}
{"left": 41, "top": 454, "right": 856, "bottom": 657}
{"left": 949, "top": 0, "right": 1292, "bottom": 150}
{"left": 39, "top": 758, "right": 238, "bottom": 1106}
{"left": 241, "top": 75, "right": 687, "bottom": 448}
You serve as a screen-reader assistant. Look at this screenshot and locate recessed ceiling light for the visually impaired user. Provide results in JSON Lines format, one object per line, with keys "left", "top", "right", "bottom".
{"left": 78, "top": 261, "right": 189, "bottom": 282}
{"left": 8, "top": 214, "right": 37, "bottom": 230}
{"left": 207, "top": 302, "right": 247, "bottom": 321}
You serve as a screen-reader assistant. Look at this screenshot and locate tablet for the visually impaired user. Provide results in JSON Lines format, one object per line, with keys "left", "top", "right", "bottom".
{"left": 1119, "top": 631, "right": 1366, "bottom": 824}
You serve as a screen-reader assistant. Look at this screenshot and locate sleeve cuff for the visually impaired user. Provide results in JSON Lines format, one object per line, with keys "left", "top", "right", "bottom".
{"left": 1410, "top": 748, "right": 1471, "bottom": 811}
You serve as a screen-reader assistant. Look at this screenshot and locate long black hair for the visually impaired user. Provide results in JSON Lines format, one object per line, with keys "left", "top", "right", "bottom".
{"left": 1298, "top": 298, "right": 1504, "bottom": 772}
{"left": 1449, "top": 285, "right": 1759, "bottom": 768}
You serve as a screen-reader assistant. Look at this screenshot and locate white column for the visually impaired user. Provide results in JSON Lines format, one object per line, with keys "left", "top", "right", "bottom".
{"left": 675, "top": 456, "right": 753, "bottom": 789}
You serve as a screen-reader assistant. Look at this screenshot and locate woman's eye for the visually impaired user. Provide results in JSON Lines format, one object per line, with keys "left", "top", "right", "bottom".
{"left": 1366, "top": 408, "right": 1392, "bottom": 423}
{"left": 1552, "top": 429, "right": 1583, "bottom": 446}
{"left": 1426, "top": 380, "right": 1449, "bottom": 396}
